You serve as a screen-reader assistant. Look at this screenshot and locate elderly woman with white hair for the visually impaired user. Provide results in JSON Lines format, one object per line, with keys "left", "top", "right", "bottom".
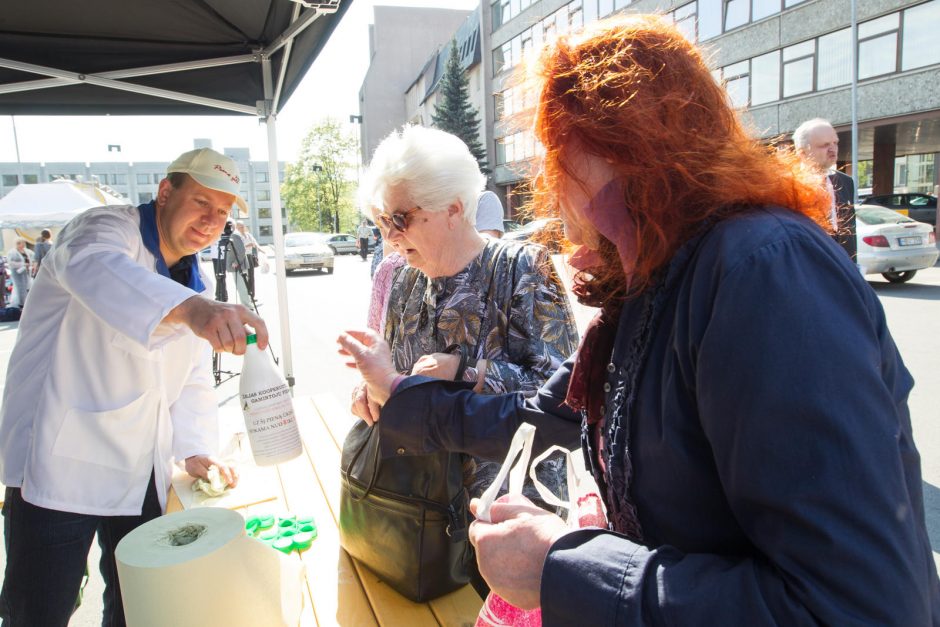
{"left": 351, "top": 125, "right": 579, "bottom": 596}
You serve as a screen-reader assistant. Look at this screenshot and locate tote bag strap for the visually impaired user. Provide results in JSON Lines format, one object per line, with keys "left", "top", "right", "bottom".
{"left": 474, "top": 422, "right": 536, "bottom": 523}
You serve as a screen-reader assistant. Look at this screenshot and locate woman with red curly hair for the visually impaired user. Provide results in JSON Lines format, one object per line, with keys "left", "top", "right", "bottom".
{"left": 339, "top": 14, "right": 939, "bottom": 624}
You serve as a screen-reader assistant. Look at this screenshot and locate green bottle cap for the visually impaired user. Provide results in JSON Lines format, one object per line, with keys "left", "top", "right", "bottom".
{"left": 246, "top": 334, "right": 257, "bottom": 345}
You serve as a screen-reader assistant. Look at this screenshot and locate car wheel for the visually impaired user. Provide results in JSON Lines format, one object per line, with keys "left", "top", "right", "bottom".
{"left": 329, "top": 246, "right": 337, "bottom": 254}
{"left": 285, "top": 269, "right": 294, "bottom": 276}
{"left": 882, "top": 270, "right": 916, "bottom": 283}
{"left": 325, "top": 267, "right": 334, "bottom": 275}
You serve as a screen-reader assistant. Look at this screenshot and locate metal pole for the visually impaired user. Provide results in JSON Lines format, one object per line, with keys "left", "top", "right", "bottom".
{"left": 11, "top": 116, "right": 23, "bottom": 182}
{"left": 262, "top": 56, "right": 295, "bottom": 387}
{"left": 850, "top": 0, "right": 859, "bottom": 205}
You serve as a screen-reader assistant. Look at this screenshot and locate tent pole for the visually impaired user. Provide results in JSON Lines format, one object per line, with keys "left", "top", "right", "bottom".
{"left": 261, "top": 56, "right": 295, "bottom": 388}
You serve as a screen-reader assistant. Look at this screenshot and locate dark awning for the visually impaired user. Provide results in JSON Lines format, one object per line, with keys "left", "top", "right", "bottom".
{"left": 0, "top": 0, "right": 353, "bottom": 116}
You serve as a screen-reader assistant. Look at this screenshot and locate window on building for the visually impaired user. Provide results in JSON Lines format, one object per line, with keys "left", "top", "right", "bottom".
{"left": 614, "top": 0, "right": 631, "bottom": 9}
{"left": 139, "top": 192, "right": 153, "bottom": 203}
{"left": 256, "top": 171, "right": 269, "bottom": 183}
{"left": 752, "top": 0, "right": 780, "bottom": 21}
{"left": 858, "top": 13, "right": 898, "bottom": 80}
{"left": 496, "top": 138, "right": 507, "bottom": 166}
{"left": 569, "top": 0, "right": 583, "bottom": 29}
{"left": 750, "top": 50, "right": 780, "bottom": 105}
{"left": 113, "top": 173, "right": 127, "bottom": 186}
{"left": 492, "top": 0, "right": 510, "bottom": 29}
{"left": 723, "top": 60, "right": 750, "bottom": 108}
{"left": 725, "top": 0, "right": 750, "bottom": 31}
{"left": 259, "top": 225, "right": 272, "bottom": 237}
{"left": 902, "top": 0, "right": 940, "bottom": 71}
{"left": 672, "top": 2, "right": 697, "bottom": 41}
{"left": 493, "top": 41, "right": 511, "bottom": 74}
{"left": 153, "top": 173, "right": 162, "bottom": 184}
{"left": 23, "top": 174, "right": 37, "bottom": 184}
{"left": 816, "top": 27, "right": 851, "bottom": 90}
{"left": 259, "top": 207, "right": 272, "bottom": 218}
{"left": 698, "top": 0, "right": 723, "bottom": 40}
{"left": 583, "top": 0, "right": 599, "bottom": 24}
{"left": 2, "top": 174, "right": 18, "bottom": 186}
{"left": 598, "top": 0, "right": 614, "bottom": 17}
{"left": 257, "top": 190, "right": 271, "bottom": 201}
{"left": 136, "top": 174, "right": 150, "bottom": 185}
{"left": 494, "top": 92, "right": 505, "bottom": 121}
{"left": 782, "top": 40, "right": 814, "bottom": 97}
{"left": 784, "top": 0, "right": 807, "bottom": 6}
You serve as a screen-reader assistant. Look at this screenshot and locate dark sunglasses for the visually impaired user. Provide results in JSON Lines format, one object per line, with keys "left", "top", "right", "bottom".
{"left": 377, "top": 206, "right": 421, "bottom": 233}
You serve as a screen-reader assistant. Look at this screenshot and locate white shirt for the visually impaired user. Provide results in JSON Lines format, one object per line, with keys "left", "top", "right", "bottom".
{"left": 0, "top": 205, "right": 217, "bottom": 515}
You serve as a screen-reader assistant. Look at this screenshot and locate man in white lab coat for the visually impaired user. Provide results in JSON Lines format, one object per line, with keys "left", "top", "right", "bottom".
{"left": 0, "top": 147, "right": 269, "bottom": 626}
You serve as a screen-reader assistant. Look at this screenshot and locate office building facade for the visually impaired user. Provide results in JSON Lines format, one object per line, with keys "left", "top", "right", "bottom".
{"left": 361, "top": 0, "right": 940, "bottom": 217}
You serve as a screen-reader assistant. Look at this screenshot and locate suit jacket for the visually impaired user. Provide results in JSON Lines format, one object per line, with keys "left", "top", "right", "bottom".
{"left": 830, "top": 170, "right": 857, "bottom": 260}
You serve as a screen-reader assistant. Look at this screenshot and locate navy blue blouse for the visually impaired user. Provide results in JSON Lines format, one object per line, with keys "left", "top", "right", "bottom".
{"left": 376, "top": 207, "right": 940, "bottom": 625}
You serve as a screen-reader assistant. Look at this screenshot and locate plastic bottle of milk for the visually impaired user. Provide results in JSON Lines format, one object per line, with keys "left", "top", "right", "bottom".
{"left": 239, "top": 334, "right": 302, "bottom": 465}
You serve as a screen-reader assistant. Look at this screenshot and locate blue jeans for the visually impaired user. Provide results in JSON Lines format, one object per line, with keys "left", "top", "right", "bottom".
{"left": 0, "top": 474, "right": 161, "bottom": 627}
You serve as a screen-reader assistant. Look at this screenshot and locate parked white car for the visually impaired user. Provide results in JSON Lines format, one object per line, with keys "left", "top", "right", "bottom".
{"left": 283, "top": 232, "right": 335, "bottom": 275}
{"left": 856, "top": 204, "right": 938, "bottom": 283}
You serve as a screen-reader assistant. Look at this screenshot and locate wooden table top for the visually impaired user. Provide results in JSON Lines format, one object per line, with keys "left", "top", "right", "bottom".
{"left": 168, "top": 394, "right": 483, "bottom": 627}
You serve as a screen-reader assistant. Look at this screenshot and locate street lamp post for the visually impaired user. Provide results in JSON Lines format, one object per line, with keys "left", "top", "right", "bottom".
{"left": 310, "top": 163, "right": 323, "bottom": 231}
{"left": 349, "top": 114, "right": 364, "bottom": 223}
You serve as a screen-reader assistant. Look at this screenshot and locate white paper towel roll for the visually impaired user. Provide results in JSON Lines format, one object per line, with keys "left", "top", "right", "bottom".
{"left": 115, "top": 508, "right": 304, "bottom": 627}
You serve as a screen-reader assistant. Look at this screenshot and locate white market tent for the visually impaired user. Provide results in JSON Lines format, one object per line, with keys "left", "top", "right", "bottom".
{"left": 0, "top": 180, "right": 126, "bottom": 228}
{"left": 0, "top": 0, "right": 355, "bottom": 386}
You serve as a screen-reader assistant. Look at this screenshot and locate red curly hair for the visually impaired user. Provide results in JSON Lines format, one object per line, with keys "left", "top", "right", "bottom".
{"left": 526, "top": 14, "right": 830, "bottom": 305}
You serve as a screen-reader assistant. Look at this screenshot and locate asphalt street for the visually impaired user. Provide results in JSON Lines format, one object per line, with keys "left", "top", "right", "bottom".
{"left": 0, "top": 251, "right": 937, "bottom": 624}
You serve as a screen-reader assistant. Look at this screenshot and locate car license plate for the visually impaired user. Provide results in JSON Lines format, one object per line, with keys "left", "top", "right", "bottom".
{"left": 302, "top": 255, "right": 317, "bottom": 262}
{"left": 898, "top": 236, "right": 923, "bottom": 247}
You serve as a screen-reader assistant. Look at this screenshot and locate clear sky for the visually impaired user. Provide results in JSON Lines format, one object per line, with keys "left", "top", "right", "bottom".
{"left": 0, "top": 0, "right": 478, "bottom": 166}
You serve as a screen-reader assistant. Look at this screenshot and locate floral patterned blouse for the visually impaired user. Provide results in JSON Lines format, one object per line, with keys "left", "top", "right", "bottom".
{"left": 384, "top": 237, "right": 580, "bottom": 501}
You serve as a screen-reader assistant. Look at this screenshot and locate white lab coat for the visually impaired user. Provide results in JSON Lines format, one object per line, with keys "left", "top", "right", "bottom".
{"left": 0, "top": 205, "right": 218, "bottom": 516}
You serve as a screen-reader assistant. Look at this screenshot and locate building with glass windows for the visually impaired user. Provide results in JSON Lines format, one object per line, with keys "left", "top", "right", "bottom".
{"left": 0, "top": 143, "right": 286, "bottom": 244}
{"left": 359, "top": 0, "right": 940, "bottom": 217}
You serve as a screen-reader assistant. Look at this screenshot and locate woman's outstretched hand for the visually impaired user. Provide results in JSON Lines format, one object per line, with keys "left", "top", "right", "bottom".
{"left": 337, "top": 329, "right": 399, "bottom": 407}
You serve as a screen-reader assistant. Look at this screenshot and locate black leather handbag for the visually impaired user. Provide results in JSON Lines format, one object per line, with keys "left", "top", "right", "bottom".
{"left": 339, "top": 420, "right": 472, "bottom": 602}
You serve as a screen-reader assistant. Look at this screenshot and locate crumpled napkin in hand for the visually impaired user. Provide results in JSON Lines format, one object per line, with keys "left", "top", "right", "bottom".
{"left": 192, "top": 464, "right": 232, "bottom": 497}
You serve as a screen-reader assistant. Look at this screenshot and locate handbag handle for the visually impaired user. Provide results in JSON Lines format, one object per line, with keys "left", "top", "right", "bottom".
{"left": 474, "top": 422, "right": 535, "bottom": 523}
{"left": 343, "top": 424, "right": 381, "bottom": 503}
{"left": 528, "top": 445, "right": 581, "bottom": 527}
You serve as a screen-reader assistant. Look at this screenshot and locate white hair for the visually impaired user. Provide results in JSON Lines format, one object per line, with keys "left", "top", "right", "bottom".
{"left": 363, "top": 125, "right": 485, "bottom": 224}
{"left": 792, "top": 118, "right": 834, "bottom": 151}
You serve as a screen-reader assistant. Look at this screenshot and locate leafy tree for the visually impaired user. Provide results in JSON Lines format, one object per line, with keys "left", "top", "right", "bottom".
{"left": 281, "top": 118, "right": 359, "bottom": 233}
{"left": 432, "top": 39, "right": 488, "bottom": 173}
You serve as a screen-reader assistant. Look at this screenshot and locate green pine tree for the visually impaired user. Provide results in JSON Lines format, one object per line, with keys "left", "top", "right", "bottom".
{"left": 432, "top": 39, "right": 489, "bottom": 173}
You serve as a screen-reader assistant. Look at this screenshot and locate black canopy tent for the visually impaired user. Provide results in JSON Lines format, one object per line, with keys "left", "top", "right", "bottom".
{"left": 0, "top": 0, "right": 355, "bottom": 384}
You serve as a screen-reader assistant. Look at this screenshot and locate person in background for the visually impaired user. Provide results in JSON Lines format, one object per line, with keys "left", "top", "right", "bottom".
{"left": 32, "top": 229, "right": 53, "bottom": 278}
{"left": 357, "top": 219, "right": 373, "bottom": 261}
{"left": 223, "top": 219, "right": 253, "bottom": 310}
{"left": 6, "top": 239, "right": 33, "bottom": 308}
{"left": 366, "top": 207, "right": 405, "bottom": 336}
{"left": 370, "top": 227, "right": 384, "bottom": 277}
{"left": 0, "top": 147, "right": 268, "bottom": 626}
{"left": 793, "top": 117, "right": 857, "bottom": 261}
{"left": 235, "top": 220, "right": 259, "bottom": 299}
{"left": 475, "top": 190, "right": 505, "bottom": 238}
{"left": 339, "top": 15, "right": 939, "bottom": 624}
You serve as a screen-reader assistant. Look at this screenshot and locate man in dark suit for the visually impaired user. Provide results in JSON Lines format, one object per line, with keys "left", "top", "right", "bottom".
{"left": 794, "top": 118, "right": 857, "bottom": 261}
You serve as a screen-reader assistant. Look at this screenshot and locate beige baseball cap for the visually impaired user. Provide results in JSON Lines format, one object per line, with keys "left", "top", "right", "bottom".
{"left": 166, "top": 148, "right": 248, "bottom": 213}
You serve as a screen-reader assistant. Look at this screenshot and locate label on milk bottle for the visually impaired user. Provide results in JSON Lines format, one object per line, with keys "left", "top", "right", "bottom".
{"left": 241, "top": 382, "right": 301, "bottom": 464}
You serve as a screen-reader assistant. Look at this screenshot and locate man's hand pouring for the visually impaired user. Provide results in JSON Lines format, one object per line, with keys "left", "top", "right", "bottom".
{"left": 337, "top": 330, "right": 399, "bottom": 425}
